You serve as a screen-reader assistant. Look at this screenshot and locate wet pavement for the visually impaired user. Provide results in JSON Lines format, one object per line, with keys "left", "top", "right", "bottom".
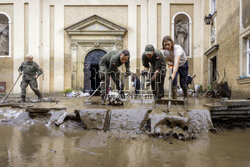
{"left": 0, "top": 96, "right": 250, "bottom": 167}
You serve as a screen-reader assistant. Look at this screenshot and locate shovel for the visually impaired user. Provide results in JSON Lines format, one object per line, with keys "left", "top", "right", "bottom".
{"left": 168, "top": 66, "right": 173, "bottom": 111}
{"left": 85, "top": 85, "right": 101, "bottom": 103}
{"left": 1, "top": 74, "right": 22, "bottom": 103}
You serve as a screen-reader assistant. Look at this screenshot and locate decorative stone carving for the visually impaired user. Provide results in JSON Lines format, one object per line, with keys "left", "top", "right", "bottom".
{"left": 115, "top": 40, "right": 123, "bottom": 50}
{"left": 71, "top": 42, "right": 78, "bottom": 50}
{"left": 174, "top": 14, "right": 190, "bottom": 56}
{"left": 65, "top": 15, "right": 127, "bottom": 90}
{"left": 0, "top": 14, "right": 9, "bottom": 56}
{"left": 175, "top": 22, "right": 188, "bottom": 49}
{"left": 94, "top": 42, "right": 100, "bottom": 47}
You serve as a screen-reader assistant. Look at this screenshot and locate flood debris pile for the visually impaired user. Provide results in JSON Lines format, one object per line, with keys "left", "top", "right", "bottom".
{"left": 205, "top": 99, "right": 250, "bottom": 128}
{"left": 0, "top": 99, "right": 214, "bottom": 141}
{"left": 143, "top": 108, "right": 214, "bottom": 140}
{"left": 0, "top": 108, "right": 30, "bottom": 124}
{"left": 74, "top": 109, "right": 150, "bottom": 133}
{"left": 74, "top": 107, "right": 214, "bottom": 141}
{"left": 144, "top": 107, "right": 191, "bottom": 140}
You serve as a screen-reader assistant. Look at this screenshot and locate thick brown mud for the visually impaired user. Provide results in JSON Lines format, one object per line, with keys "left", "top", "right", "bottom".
{"left": 0, "top": 97, "right": 249, "bottom": 167}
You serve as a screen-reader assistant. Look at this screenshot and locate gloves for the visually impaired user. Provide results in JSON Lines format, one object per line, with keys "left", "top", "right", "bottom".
{"left": 119, "top": 90, "right": 124, "bottom": 96}
{"left": 141, "top": 70, "right": 148, "bottom": 77}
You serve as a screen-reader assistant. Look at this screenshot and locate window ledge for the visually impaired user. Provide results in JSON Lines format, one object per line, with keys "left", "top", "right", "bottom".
{"left": 237, "top": 77, "right": 250, "bottom": 84}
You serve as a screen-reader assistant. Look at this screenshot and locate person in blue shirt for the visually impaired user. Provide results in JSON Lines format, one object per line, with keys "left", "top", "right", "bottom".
{"left": 131, "top": 73, "right": 140, "bottom": 95}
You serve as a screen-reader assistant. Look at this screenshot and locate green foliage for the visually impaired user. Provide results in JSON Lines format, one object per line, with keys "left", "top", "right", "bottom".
{"left": 63, "top": 88, "right": 73, "bottom": 96}
{"left": 207, "top": 84, "right": 211, "bottom": 91}
{"left": 198, "top": 85, "right": 203, "bottom": 93}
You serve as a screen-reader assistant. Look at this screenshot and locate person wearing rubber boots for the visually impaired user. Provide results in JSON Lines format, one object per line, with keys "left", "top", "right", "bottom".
{"left": 18, "top": 54, "right": 43, "bottom": 102}
{"left": 141, "top": 44, "right": 166, "bottom": 99}
{"left": 99, "top": 49, "right": 130, "bottom": 104}
{"left": 162, "top": 35, "right": 189, "bottom": 101}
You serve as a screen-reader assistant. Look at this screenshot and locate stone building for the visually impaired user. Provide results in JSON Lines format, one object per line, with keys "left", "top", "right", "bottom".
{"left": 203, "top": 0, "right": 250, "bottom": 98}
{"left": 0, "top": 0, "right": 249, "bottom": 98}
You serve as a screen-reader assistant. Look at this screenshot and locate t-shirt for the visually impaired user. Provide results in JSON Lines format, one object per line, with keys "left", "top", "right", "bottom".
{"left": 163, "top": 44, "right": 187, "bottom": 67}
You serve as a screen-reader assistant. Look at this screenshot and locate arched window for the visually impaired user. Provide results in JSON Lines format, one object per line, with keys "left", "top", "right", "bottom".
{"left": 0, "top": 12, "right": 11, "bottom": 56}
{"left": 172, "top": 12, "right": 192, "bottom": 57}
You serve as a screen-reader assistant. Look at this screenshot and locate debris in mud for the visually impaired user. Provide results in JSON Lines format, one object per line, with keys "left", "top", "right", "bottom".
{"left": 75, "top": 109, "right": 109, "bottom": 130}
{"left": 0, "top": 98, "right": 215, "bottom": 142}
{"left": 0, "top": 108, "right": 32, "bottom": 125}
{"left": 109, "top": 109, "right": 150, "bottom": 133}
{"left": 143, "top": 107, "right": 192, "bottom": 140}
{"left": 187, "top": 109, "right": 214, "bottom": 134}
{"left": 65, "top": 90, "right": 89, "bottom": 97}
{"left": 74, "top": 107, "right": 213, "bottom": 141}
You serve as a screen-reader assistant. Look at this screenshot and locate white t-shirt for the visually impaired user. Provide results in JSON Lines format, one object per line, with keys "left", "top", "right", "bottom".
{"left": 163, "top": 44, "right": 187, "bottom": 67}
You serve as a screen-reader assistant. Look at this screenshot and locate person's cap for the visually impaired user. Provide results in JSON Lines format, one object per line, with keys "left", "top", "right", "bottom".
{"left": 145, "top": 44, "right": 154, "bottom": 55}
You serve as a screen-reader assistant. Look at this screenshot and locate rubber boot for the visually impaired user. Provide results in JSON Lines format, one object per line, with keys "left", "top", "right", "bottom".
{"left": 21, "top": 96, "right": 26, "bottom": 103}
{"left": 38, "top": 94, "right": 42, "bottom": 102}
{"left": 183, "top": 88, "right": 188, "bottom": 102}
{"left": 101, "top": 96, "right": 105, "bottom": 105}
{"left": 172, "top": 86, "right": 177, "bottom": 99}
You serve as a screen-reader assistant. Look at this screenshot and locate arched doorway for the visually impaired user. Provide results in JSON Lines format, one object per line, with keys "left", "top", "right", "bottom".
{"left": 84, "top": 49, "right": 106, "bottom": 95}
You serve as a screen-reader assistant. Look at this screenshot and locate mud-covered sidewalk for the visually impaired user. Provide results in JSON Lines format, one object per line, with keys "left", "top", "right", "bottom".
{"left": 0, "top": 96, "right": 250, "bottom": 167}
{"left": 0, "top": 96, "right": 215, "bottom": 140}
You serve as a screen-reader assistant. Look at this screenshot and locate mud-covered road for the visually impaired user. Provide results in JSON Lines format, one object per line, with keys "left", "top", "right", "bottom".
{"left": 0, "top": 97, "right": 249, "bottom": 167}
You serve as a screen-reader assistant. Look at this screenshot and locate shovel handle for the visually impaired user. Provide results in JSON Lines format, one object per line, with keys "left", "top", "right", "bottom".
{"left": 1, "top": 74, "right": 22, "bottom": 103}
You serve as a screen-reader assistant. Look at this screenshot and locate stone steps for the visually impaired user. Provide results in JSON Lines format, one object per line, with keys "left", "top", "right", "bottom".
{"left": 204, "top": 99, "right": 250, "bottom": 128}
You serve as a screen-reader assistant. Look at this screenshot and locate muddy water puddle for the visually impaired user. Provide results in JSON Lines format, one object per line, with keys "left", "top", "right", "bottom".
{"left": 0, "top": 97, "right": 250, "bottom": 167}
{"left": 0, "top": 124, "right": 250, "bottom": 167}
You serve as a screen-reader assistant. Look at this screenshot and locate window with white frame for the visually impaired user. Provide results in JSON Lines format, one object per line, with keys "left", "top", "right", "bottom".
{"left": 210, "top": 0, "right": 216, "bottom": 14}
{"left": 247, "top": 37, "right": 250, "bottom": 76}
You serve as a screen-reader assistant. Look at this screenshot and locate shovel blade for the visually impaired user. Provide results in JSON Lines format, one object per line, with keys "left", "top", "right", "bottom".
{"left": 155, "top": 99, "right": 186, "bottom": 105}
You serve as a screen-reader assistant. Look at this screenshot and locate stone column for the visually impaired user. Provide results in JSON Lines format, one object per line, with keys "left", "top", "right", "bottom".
{"left": 13, "top": 1, "right": 24, "bottom": 93}
{"left": 28, "top": 0, "right": 40, "bottom": 63}
{"left": 42, "top": 0, "right": 50, "bottom": 93}
{"left": 128, "top": 2, "right": 137, "bottom": 90}
{"left": 71, "top": 42, "right": 78, "bottom": 89}
{"left": 53, "top": 3, "right": 64, "bottom": 92}
{"left": 148, "top": 0, "right": 157, "bottom": 47}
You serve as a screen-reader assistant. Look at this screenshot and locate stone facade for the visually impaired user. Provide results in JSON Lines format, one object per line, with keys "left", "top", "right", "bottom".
{"left": 203, "top": 0, "right": 250, "bottom": 98}
{"left": 1, "top": 0, "right": 249, "bottom": 98}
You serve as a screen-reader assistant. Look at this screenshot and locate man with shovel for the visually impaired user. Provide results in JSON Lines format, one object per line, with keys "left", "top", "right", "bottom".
{"left": 99, "top": 49, "right": 131, "bottom": 105}
{"left": 18, "top": 54, "right": 43, "bottom": 102}
{"left": 141, "top": 44, "right": 166, "bottom": 100}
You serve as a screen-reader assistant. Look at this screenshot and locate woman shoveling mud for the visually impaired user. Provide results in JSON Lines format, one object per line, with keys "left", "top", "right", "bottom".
{"left": 162, "top": 35, "right": 189, "bottom": 101}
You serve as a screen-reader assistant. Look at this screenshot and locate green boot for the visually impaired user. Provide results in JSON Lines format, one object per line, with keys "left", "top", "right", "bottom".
{"left": 183, "top": 88, "right": 188, "bottom": 101}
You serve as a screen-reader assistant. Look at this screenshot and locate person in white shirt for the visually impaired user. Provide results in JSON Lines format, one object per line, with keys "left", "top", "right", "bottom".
{"left": 162, "top": 35, "right": 189, "bottom": 100}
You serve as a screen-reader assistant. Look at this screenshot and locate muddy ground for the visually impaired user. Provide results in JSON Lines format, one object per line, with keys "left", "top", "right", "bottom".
{"left": 0, "top": 96, "right": 250, "bottom": 167}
